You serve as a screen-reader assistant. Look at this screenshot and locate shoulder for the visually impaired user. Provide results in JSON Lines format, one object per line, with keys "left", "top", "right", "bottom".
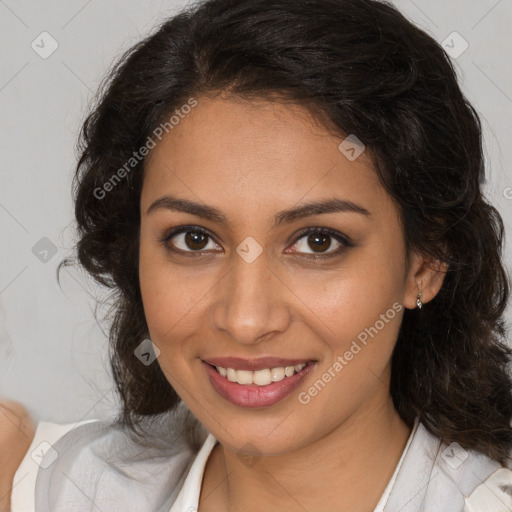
{"left": 11, "top": 404, "right": 208, "bottom": 512}
{"left": 10, "top": 418, "right": 97, "bottom": 512}
{"left": 420, "top": 422, "right": 512, "bottom": 512}
{"left": 385, "top": 418, "right": 512, "bottom": 512}
{"left": 433, "top": 438, "right": 512, "bottom": 512}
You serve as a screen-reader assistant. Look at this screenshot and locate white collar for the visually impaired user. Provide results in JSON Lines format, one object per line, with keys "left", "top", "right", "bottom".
{"left": 169, "top": 432, "right": 218, "bottom": 512}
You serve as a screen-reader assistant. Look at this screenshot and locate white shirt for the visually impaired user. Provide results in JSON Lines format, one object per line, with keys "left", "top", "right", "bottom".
{"left": 11, "top": 404, "right": 512, "bottom": 512}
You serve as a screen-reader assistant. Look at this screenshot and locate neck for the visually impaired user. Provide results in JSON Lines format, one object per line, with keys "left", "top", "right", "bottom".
{"left": 199, "top": 380, "right": 412, "bottom": 512}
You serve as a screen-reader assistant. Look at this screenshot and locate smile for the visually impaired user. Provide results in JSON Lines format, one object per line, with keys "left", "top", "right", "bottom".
{"left": 202, "top": 357, "right": 317, "bottom": 408}
{"left": 214, "top": 363, "right": 308, "bottom": 386}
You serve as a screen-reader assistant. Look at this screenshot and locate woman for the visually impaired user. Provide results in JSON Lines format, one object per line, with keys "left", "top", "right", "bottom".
{"left": 5, "top": 0, "right": 512, "bottom": 510}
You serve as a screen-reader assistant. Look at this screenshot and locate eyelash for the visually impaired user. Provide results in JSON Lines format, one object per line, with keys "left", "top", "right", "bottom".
{"left": 160, "top": 225, "right": 353, "bottom": 260}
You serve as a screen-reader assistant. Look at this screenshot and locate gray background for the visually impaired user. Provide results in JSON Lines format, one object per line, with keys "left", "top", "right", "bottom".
{"left": 1, "top": 0, "right": 511, "bottom": 424}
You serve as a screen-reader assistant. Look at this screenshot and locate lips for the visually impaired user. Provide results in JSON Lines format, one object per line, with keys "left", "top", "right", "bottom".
{"left": 202, "top": 356, "right": 317, "bottom": 408}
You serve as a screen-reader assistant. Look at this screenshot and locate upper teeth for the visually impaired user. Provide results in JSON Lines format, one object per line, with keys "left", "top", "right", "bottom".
{"left": 216, "top": 364, "right": 307, "bottom": 386}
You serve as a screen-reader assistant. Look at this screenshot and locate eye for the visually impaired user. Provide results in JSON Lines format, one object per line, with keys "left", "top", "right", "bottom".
{"left": 287, "top": 227, "right": 352, "bottom": 259}
{"left": 160, "top": 226, "right": 221, "bottom": 256}
{"left": 160, "top": 225, "right": 352, "bottom": 260}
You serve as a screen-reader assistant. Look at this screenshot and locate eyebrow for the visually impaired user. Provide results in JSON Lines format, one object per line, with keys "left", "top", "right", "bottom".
{"left": 146, "top": 194, "right": 370, "bottom": 227}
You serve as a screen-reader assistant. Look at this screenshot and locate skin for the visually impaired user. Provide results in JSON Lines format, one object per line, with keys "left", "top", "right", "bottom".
{"left": 139, "top": 93, "right": 446, "bottom": 512}
{"left": 0, "top": 400, "right": 36, "bottom": 512}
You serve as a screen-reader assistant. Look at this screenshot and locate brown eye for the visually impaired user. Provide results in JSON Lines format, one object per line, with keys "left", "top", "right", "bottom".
{"left": 184, "top": 231, "right": 209, "bottom": 250}
{"left": 289, "top": 227, "right": 352, "bottom": 259}
{"left": 161, "top": 226, "right": 221, "bottom": 254}
{"left": 306, "top": 232, "right": 332, "bottom": 253}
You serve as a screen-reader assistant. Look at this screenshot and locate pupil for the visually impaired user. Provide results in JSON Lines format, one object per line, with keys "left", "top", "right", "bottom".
{"left": 186, "top": 231, "right": 207, "bottom": 250}
{"left": 308, "top": 232, "right": 330, "bottom": 252}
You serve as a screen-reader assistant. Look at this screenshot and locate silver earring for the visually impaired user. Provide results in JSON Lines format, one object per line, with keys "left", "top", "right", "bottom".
{"left": 416, "top": 293, "right": 423, "bottom": 309}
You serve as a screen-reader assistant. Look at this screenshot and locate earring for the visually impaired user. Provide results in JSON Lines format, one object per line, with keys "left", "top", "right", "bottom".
{"left": 416, "top": 292, "right": 423, "bottom": 309}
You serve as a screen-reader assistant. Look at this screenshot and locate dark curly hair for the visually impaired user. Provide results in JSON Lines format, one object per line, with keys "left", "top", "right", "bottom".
{"left": 61, "top": 0, "right": 512, "bottom": 464}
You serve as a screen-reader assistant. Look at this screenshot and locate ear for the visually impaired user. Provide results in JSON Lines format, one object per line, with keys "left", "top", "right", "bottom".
{"left": 403, "top": 251, "right": 449, "bottom": 310}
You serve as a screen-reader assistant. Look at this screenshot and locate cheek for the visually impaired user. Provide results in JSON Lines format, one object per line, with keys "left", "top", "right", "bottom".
{"left": 138, "top": 229, "right": 220, "bottom": 370}
{"left": 139, "top": 229, "right": 191, "bottom": 346}
{"left": 138, "top": 253, "right": 199, "bottom": 392}
{"left": 290, "top": 241, "right": 406, "bottom": 371}
{"left": 140, "top": 270, "right": 201, "bottom": 346}
{"left": 302, "top": 280, "right": 403, "bottom": 370}
{"left": 300, "top": 255, "right": 404, "bottom": 328}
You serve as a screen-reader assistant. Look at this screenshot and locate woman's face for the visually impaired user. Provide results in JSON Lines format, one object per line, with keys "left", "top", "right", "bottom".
{"left": 139, "top": 94, "right": 425, "bottom": 455}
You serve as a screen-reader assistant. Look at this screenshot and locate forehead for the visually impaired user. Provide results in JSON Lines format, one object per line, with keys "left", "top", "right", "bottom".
{"left": 141, "top": 94, "right": 388, "bottom": 221}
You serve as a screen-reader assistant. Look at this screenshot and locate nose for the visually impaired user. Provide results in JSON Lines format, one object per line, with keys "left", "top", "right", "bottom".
{"left": 209, "top": 245, "right": 292, "bottom": 346}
